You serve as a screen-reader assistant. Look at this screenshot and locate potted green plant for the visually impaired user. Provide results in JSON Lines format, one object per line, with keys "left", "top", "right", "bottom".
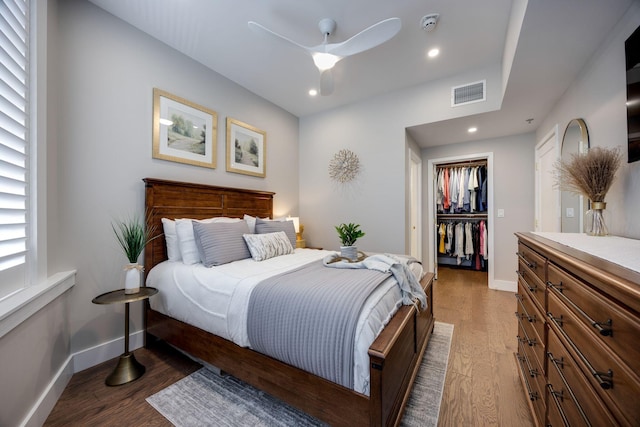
{"left": 112, "top": 214, "right": 157, "bottom": 294}
{"left": 335, "top": 222, "right": 365, "bottom": 260}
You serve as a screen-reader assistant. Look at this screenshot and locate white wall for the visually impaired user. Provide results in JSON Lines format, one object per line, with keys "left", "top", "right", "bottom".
{"left": 421, "top": 133, "right": 536, "bottom": 284}
{"left": 537, "top": 2, "right": 640, "bottom": 239}
{"left": 54, "top": 0, "right": 299, "bottom": 354}
{"left": 299, "top": 64, "right": 503, "bottom": 252}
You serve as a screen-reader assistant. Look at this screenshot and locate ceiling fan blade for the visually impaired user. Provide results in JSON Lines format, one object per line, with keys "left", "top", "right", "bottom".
{"left": 248, "top": 21, "right": 312, "bottom": 54}
{"left": 320, "top": 70, "right": 334, "bottom": 96}
{"left": 328, "top": 17, "right": 401, "bottom": 57}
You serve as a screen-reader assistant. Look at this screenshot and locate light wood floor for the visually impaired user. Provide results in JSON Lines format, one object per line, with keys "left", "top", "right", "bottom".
{"left": 434, "top": 267, "right": 533, "bottom": 426}
{"left": 45, "top": 266, "right": 533, "bottom": 426}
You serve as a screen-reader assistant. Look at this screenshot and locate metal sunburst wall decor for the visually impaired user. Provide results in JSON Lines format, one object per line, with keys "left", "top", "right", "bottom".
{"left": 329, "top": 149, "right": 360, "bottom": 183}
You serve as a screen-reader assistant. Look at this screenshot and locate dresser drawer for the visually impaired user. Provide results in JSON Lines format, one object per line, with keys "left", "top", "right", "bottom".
{"left": 547, "top": 292, "right": 640, "bottom": 426}
{"left": 547, "top": 262, "right": 640, "bottom": 375}
{"left": 516, "top": 341, "right": 546, "bottom": 426}
{"left": 546, "top": 390, "right": 568, "bottom": 427}
{"left": 516, "top": 280, "right": 545, "bottom": 344}
{"left": 546, "top": 331, "right": 618, "bottom": 427}
{"left": 517, "top": 242, "right": 546, "bottom": 283}
{"left": 517, "top": 259, "right": 546, "bottom": 312}
{"left": 518, "top": 317, "right": 545, "bottom": 374}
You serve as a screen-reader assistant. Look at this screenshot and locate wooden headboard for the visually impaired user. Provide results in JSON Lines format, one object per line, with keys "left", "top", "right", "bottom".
{"left": 143, "top": 178, "right": 274, "bottom": 275}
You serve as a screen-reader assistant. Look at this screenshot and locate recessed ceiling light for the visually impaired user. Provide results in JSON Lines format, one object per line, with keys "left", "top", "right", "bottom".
{"left": 308, "top": 89, "right": 318, "bottom": 96}
{"left": 468, "top": 127, "right": 477, "bottom": 133}
{"left": 427, "top": 48, "right": 439, "bottom": 58}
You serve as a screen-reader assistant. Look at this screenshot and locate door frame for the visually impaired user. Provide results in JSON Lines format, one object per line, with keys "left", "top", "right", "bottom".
{"left": 426, "top": 152, "right": 495, "bottom": 289}
{"left": 409, "top": 150, "right": 422, "bottom": 261}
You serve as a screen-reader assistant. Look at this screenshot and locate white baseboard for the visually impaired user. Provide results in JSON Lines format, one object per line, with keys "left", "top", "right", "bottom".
{"left": 73, "top": 330, "right": 145, "bottom": 373}
{"left": 22, "top": 330, "right": 145, "bottom": 427}
{"left": 489, "top": 279, "right": 517, "bottom": 292}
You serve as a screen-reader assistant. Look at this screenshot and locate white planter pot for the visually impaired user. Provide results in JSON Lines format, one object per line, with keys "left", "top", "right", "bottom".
{"left": 124, "top": 263, "right": 142, "bottom": 294}
{"left": 340, "top": 246, "right": 358, "bottom": 261}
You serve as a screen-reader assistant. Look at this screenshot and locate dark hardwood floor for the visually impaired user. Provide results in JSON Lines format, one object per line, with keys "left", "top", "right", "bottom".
{"left": 45, "top": 266, "right": 533, "bottom": 426}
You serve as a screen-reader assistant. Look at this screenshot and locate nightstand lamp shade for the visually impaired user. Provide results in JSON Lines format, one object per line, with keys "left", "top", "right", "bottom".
{"left": 287, "top": 216, "right": 306, "bottom": 248}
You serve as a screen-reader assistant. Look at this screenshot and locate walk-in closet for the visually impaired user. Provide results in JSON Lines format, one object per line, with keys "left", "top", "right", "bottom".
{"left": 435, "top": 159, "right": 489, "bottom": 273}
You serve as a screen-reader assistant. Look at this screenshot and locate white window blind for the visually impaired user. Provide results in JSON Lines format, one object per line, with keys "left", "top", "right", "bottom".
{"left": 0, "top": 0, "right": 29, "bottom": 298}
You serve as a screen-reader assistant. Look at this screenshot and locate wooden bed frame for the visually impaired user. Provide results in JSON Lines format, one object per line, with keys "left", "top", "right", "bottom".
{"left": 143, "top": 178, "right": 435, "bottom": 426}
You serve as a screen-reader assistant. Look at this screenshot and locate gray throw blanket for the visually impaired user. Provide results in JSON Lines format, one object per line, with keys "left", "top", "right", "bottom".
{"left": 323, "top": 253, "right": 427, "bottom": 310}
{"left": 247, "top": 260, "right": 391, "bottom": 389}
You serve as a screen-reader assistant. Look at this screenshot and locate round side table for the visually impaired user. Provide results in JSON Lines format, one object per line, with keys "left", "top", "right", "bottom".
{"left": 92, "top": 287, "right": 158, "bottom": 386}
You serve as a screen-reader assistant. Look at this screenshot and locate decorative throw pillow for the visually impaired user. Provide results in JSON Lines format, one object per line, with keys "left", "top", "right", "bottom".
{"left": 161, "top": 218, "right": 181, "bottom": 262}
{"left": 192, "top": 220, "right": 251, "bottom": 267}
{"left": 175, "top": 217, "right": 243, "bottom": 265}
{"left": 243, "top": 231, "right": 294, "bottom": 261}
{"left": 255, "top": 218, "right": 297, "bottom": 247}
{"left": 243, "top": 214, "right": 287, "bottom": 233}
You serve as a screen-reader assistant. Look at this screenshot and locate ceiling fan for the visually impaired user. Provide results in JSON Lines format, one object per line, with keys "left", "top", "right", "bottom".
{"left": 248, "top": 17, "right": 402, "bottom": 96}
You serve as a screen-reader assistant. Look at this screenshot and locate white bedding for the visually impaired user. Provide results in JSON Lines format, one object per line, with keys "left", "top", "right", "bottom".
{"left": 146, "top": 248, "right": 424, "bottom": 395}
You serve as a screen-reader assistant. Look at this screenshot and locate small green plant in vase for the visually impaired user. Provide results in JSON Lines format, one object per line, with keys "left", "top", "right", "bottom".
{"left": 112, "top": 214, "right": 157, "bottom": 294}
{"left": 335, "top": 222, "right": 365, "bottom": 261}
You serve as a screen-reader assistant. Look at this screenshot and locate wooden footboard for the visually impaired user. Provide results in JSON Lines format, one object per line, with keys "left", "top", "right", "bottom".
{"left": 145, "top": 273, "right": 434, "bottom": 426}
{"left": 369, "top": 272, "right": 434, "bottom": 426}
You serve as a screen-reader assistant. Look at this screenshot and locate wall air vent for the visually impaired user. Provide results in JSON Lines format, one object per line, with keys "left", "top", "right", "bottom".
{"left": 451, "top": 80, "right": 486, "bottom": 107}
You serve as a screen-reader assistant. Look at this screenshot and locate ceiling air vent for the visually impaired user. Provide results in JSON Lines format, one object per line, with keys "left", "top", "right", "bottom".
{"left": 451, "top": 80, "right": 486, "bottom": 107}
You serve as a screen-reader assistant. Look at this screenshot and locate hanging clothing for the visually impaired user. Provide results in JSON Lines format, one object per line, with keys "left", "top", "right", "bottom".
{"left": 436, "top": 164, "right": 487, "bottom": 214}
{"left": 438, "top": 223, "right": 446, "bottom": 253}
{"left": 436, "top": 218, "right": 488, "bottom": 271}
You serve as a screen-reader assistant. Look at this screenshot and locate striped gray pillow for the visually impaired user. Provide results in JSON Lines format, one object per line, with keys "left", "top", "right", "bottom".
{"left": 255, "top": 218, "right": 297, "bottom": 247}
{"left": 192, "top": 220, "right": 251, "bottom": 267}
{"left": 243, "top": 231, "right": 294, "bottom": 261}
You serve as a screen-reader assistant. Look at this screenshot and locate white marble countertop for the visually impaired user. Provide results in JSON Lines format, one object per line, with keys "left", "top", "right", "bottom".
{"left": 532, "top": 232, "right": 640, "bottom": 273}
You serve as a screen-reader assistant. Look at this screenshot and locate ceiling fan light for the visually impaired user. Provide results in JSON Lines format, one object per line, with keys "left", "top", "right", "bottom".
{"left": 312, "top": 52, "right": 340, "bottom": 71}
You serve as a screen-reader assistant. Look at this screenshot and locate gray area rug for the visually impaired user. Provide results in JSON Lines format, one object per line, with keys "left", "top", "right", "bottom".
{"left": 147, "top": 321, "right": 453, "bottom": 426}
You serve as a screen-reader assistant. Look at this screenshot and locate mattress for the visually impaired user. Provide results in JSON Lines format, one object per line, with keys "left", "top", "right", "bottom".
{"left": 146, "top": 248, "right": 424, "bottom": 395}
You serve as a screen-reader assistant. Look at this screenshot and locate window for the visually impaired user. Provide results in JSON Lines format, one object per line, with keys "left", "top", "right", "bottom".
{"left": 0, "top": 0, "right": 29, "bottom": 300}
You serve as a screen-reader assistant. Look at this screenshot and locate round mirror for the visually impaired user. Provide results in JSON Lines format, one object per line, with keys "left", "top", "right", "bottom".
{"left": 560, "top": 119, "right": 589, "bottom": 232}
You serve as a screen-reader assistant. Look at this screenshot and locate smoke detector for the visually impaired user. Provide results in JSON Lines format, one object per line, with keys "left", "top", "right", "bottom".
{"left": 420, "top": 14, "right": 439, "bottom": 32}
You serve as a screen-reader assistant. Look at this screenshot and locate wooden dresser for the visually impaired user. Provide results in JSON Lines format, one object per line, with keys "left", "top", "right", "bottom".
{"left": 514, "top": 232, "right": 640, "bottom": 427}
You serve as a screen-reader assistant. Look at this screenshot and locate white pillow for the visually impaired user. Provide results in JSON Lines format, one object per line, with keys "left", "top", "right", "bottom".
{"left": 175, "top": 217, "right": 243, "bottom": 265}
{"left": 161, "top": 218, "right": 181, "bottom": 262}
{"left": 175, "top": 219, "right": 201, "bottom": 264}
{"left": 243, "top": 231, "right": 294, "bottom": 261}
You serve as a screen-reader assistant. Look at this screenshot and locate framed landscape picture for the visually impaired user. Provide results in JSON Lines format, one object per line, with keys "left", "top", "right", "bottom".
{"left": 226, "top": 117, "right": 266, "bottom": 177}
{"left": 152, "top": 88, "right": 217, "bottom": 168}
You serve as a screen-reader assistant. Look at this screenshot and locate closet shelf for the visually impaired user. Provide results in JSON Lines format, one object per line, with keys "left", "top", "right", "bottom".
{"left": 437, "top": 213, "right": 488, "bottom": 219}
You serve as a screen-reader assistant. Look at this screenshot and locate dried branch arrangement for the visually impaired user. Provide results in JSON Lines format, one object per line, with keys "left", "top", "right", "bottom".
{"left": 555, "top": 146, "right": 623, "bottom": 202}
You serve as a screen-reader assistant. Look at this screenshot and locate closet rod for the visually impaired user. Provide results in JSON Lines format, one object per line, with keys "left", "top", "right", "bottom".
{"left": 437, "top": 159, "right": 487, "bottom": 168}
{"left": 437, "top": 213, "right": 488, "bottom": 219}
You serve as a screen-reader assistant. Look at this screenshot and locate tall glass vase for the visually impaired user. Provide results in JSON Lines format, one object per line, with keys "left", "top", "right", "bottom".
{"left": 585, "top": 201, "right": 609, "bottom": 236}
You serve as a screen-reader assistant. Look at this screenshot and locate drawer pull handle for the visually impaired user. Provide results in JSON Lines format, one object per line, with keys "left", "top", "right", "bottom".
{"left": 548, "top": 312, "right": 614, "bottom": 390}
{"left": 547, "top": 384, "right": 572, "bottom": 427}
{"left": 515, "top": 294, "right": 535, "bottom": 322}
{"left": 517, "top": 252, "right": 537, "bottom": 269}
{"left": 547, "top": 351, "right": 592, "bottom": 425}
{"left": 594, "top": 370, "right": 613, "bottom": 390}
{"left": 517, "top": 316, "right": 536, "bottom": 346}
{"left": 516, "top": 270, "right": 537, "bottom": 292}
{"left": 516, "top": 352, "right": 538, "bottom": 401}
{"left": 518, "top": 341, "right": 540, "bottom": 378}
{"left": 547, "top": 281, "right": 613, "bottom": 337}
